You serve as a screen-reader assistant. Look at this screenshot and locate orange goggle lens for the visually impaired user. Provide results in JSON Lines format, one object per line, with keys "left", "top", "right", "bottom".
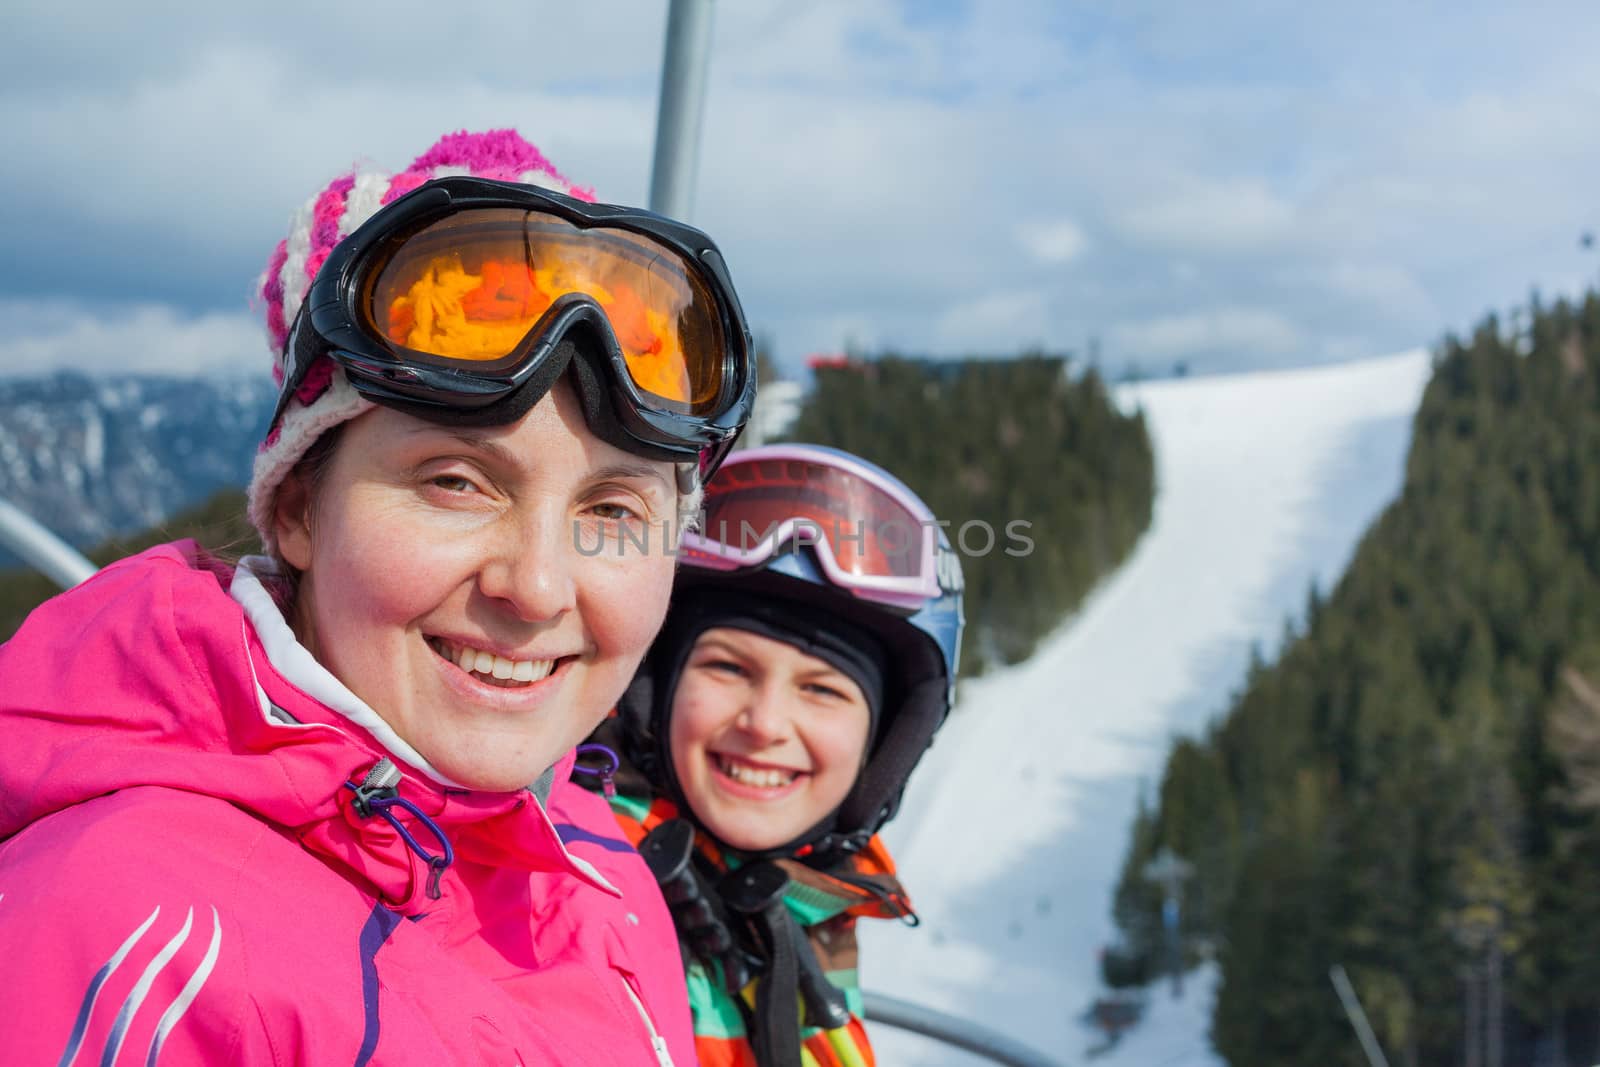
{"left": 366, "top": 209, "right": 726, "bottom": 415}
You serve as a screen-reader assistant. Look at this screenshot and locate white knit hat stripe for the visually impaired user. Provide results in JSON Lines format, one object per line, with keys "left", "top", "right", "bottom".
{"left": 518, "top": 168, "right": 573, "bottom": 194}
{"left": 340, "top": 171, "right": 392, "bottom": 239}
{"left": 278, "top": 198, "right": 318, "bottom": 337}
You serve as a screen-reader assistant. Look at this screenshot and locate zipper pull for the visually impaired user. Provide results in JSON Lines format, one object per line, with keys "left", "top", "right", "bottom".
{"left": 350, "top": 757, "right": 403, "bottom": 816}
{"left": 573, "top": 743, "right": 620, "bottom": 799}
{"left": 343, "top": 757, "right": 457, "bottom": 901}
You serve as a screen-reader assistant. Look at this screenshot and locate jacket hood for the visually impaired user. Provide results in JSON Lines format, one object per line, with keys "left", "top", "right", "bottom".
{"left": 0, "top": 541, "right": 614, "bottom": 913}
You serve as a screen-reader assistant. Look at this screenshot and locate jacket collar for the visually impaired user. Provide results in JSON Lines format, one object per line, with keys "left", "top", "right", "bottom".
{"left": 230, "top": 555, "right": 618, "bottom": 911}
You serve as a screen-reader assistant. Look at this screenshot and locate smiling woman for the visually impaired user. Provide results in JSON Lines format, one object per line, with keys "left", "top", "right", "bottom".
{"left": 0, "top": 129, "right": 754, "bottom": 1066}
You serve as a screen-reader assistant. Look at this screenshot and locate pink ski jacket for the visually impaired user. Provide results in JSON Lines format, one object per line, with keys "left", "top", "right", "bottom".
{"left": 0, "top": 542, "right": 694, "bottom": 1066}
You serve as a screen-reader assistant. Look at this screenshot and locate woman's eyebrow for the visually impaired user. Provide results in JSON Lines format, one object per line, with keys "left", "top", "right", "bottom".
{"left": 407, "top": 430, "right": 670, "bottom": 490}
{"left": 402, "top": 427, "right": 524, "bottom": 469}
{"left": 591, "top": 462, "right": 672, "bottom": 491}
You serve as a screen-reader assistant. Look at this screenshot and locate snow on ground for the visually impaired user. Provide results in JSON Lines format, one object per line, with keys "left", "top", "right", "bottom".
{"left": 858, "top": 349, "right": 1435, "bottom": 1066}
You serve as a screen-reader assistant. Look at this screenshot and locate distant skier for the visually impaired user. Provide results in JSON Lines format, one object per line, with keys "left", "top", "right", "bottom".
{"left": 579, "top": 443, "right": 965, "bottom": 1066}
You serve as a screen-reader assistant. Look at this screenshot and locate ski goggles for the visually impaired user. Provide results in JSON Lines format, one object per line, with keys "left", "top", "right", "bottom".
{"left": 678, "top": 445, "right": 948, "bottom": 610}
{"left": 275, "top": 175, "right": 755, "bottom": 468}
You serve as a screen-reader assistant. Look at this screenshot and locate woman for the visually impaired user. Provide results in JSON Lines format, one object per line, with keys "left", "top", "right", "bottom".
{"left": 585, "top": 443, "right": 965, "bottom": 1067}
{"left": 0, "top": 130, "right": 753, "bottom": 1065}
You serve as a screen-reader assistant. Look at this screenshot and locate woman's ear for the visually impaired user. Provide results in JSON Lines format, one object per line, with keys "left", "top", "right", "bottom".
{"left": 273, "top": 468, "right": 315, "bottom": 572}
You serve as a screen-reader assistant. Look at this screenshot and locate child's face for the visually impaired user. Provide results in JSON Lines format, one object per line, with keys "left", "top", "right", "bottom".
{"left": 668, "top": 627, "right": 873, "bottom": 852}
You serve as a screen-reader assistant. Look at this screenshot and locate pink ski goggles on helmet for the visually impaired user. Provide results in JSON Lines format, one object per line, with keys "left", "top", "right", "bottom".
{"left": 677, "top": 444, "right": 947, "bottom": 611}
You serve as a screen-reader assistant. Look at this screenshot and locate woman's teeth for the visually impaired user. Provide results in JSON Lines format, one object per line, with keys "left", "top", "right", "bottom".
{"left": 432, "top": 639, "right": 554, "bottom": 687}
{"left": 717, "top": 755, "right": 798, "bottom": 789}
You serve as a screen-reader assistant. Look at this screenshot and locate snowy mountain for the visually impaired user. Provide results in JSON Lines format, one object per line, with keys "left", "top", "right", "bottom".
{"left": 0, "top": 373, "right": 275, "bottom": 557}
{"left": 859, "top": 349, "right": 1435, "bottom": 1065}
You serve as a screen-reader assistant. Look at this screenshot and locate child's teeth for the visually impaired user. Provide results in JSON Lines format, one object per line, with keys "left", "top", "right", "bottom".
{"left": 491, "top": 655, "right": 514, "bottom": 680}
{"left": 721, "top": 757, "right": 795, "bottom": 788}
{"left": 512, "top": 660, "right": 535, "bottom": 682}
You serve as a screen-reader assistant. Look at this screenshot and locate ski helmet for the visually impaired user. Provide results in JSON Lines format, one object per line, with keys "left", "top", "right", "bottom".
{"left": 624, "top": 443, "right": 965, "bottom": 861}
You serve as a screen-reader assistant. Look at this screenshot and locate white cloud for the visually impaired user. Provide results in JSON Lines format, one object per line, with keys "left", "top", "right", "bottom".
{"left": 0, "top": 300, "right": 262, "bottom": 377}
{"left": 1110, "top": 309, "right": 1303, "bottom": 361}
{"left": 1018, "top": 219, "right": 1090, "bottom": 264}
{"left": 3, "top": 0, "right": 1600, "bottom": 375}
{"left": 1118, "top": 178, "right": 1296, "bottom": 252}
{"left": 1294, "top": 261, "right": 1441, "bottom": 327}
{"left": 934, "top": 290, "right": 1052, "bottom": 351}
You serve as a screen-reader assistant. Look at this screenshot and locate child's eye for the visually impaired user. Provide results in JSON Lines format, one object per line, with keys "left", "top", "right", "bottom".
{"left": 804, "top": 682, "right": 850, "bottom": 701}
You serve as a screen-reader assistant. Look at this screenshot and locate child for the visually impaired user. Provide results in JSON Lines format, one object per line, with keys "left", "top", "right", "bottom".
{"left": 584, "top": 443, "right": 964, "bottom": 1066}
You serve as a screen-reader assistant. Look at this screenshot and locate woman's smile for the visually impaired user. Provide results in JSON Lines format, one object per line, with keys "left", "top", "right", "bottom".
{"left": 428, "top": 636, "right": 561, "bottom": 686}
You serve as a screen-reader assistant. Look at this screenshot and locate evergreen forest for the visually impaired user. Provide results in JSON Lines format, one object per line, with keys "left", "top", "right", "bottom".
{"left": 1111, "top": 289, "right": 1600, "bottom": 1066}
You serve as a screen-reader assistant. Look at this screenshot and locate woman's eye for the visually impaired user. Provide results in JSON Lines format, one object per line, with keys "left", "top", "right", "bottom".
{"left": 592, "top": 501, "right": 642, "bottom": 522}
{"left": 429, "top": 474, "right": 478, "bottom": 494}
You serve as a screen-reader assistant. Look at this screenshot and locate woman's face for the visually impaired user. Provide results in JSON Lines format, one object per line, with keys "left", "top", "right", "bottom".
{"left": 668, "top": 626, "right": 873, "bottom": 852}
{"left": 276, "top": 379, "right": 679, "bottom": 792}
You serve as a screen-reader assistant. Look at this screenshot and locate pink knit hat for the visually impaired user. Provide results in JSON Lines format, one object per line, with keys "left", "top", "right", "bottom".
{"left": 247, "top": 130, "right": 595, "bottom": 554}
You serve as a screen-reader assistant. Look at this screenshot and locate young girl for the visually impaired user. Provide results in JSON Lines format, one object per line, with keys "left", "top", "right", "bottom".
{"left": 586, "top": 443, "right": 965, "bottom": 1066}
{"left": 0, "top": 129, "right": 754, "bottom": 1065}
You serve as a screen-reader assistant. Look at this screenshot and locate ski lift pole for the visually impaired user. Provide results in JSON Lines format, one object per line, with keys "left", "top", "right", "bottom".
{"left": 1329, "top": 964, "right": 1392, "bottom": 1067}
{"left": 0, "top": 496, "right": 96, "bottom": 590}
{"left": 648, "top": 0, "right": 715, "bottom": 221}
{"left": 862, "top": 992, "right": 1066, "bottom": 1067}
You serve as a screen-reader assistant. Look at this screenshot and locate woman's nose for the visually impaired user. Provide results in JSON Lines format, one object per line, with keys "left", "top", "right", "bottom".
{"left": 477, "top": 513, "right": 578, "bottom": 622}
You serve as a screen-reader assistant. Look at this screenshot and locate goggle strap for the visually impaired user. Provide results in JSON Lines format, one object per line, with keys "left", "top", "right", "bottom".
{"left": 268, "top": 302, "right": 320, "bottom": 432}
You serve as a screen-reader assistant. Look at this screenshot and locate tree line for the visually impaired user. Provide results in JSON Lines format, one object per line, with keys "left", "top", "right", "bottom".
{"left": 1110, "top": 289, "right": 1600, "bottom": 1066}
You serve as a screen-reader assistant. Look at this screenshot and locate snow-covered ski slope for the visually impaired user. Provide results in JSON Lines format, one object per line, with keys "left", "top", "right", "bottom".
{"left": 859, "top": 349, "right": 1435, "bottom": 1065}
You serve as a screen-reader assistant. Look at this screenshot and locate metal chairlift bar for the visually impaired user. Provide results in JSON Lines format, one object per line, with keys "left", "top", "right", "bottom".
{"left": 0, "top": 496, "right": 96, "bottom": 590}
{"left": 649, "top": 0, "right": 715, "bottom": 221}
{"left": 863, "top": 992, "right": 1067, "bottom": 1067}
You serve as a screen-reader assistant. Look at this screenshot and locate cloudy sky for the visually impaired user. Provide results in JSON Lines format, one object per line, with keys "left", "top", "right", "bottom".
{"left": 2, "top": 0, "right": 1598, "bottom": 380}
